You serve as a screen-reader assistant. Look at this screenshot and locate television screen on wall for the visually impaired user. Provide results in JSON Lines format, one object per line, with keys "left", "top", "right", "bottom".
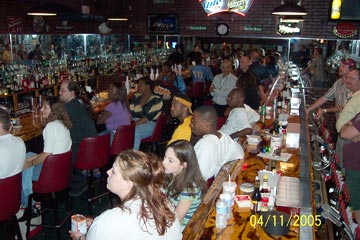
{"left": 330, "top": 0, "right": 360, "bottom": 20}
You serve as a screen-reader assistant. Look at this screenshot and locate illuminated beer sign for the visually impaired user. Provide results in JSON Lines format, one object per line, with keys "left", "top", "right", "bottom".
{"left": 200, "top": 0, "right": 254, "bottom": 16}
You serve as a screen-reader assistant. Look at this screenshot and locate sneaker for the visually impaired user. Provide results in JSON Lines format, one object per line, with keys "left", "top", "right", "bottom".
{"left": 68, "top": 185, "right": 88, "bottom": 197}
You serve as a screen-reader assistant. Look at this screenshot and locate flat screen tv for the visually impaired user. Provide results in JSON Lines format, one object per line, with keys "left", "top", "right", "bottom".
{"left": 330, "top": 0, "right": 360, "bottom": 20}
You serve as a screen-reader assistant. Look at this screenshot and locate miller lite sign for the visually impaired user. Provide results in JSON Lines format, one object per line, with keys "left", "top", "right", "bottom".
{"left": 200, "top": 0, "right": 254, "bottom": 16}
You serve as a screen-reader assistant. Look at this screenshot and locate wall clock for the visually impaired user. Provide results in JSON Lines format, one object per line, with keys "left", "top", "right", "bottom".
{"left": 216, "top": 23, "right": 229, "bottom": 36}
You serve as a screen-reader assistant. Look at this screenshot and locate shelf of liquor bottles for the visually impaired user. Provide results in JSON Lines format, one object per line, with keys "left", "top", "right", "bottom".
{"left": 0, "top": 55, "right": 119, "bottom": 112}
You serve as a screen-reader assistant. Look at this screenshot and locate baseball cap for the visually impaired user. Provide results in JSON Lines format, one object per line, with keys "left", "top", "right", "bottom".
{"left": 173, "top": 96, "right": 192, "bottom": 114}
{"left": 341, "top": 58, "right": 357, "bottom": 69}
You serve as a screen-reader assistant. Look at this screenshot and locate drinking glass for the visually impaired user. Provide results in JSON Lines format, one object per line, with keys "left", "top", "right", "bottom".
{"left": 31, "top": 97, "right": 38, "bottom": 114}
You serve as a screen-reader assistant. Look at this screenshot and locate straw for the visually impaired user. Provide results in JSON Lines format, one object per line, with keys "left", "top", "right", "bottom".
{"left": 228, "top": 174, "right": 231, "bottom": 184}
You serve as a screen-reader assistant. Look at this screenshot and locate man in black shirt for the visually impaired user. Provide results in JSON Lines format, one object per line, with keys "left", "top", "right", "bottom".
{"left": 59, "top": 80, "right": 97, "bottom": 196}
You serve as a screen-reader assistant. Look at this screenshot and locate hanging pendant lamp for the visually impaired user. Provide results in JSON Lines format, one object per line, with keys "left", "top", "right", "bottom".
{"left": 272, "top": 0, "right": 307, "bottom": 16}
{"left": 281, "top": 15, "right": 304, "bottom": 22}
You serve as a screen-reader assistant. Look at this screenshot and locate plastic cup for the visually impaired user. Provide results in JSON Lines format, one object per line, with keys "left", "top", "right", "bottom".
{"left": 223, "top": 181, "right": 237, "bottom": 205}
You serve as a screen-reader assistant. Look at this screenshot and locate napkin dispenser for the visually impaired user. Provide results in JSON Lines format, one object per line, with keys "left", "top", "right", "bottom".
{"left": 286, "top": 123, "right": 300, "bottom": 149}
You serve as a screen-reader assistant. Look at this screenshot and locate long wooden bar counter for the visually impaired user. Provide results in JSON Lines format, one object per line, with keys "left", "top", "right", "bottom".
{"left": 183, "top": 77, "right": 315, "bottom": 239}
{"left": 11, "top": 98, "right": 110, "bottom": 142}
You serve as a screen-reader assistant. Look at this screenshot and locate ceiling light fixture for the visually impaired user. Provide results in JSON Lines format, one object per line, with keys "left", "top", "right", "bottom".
{"left": 280, "top": 15, "right": 304, "bottom": 22}
{"left": 272, "top": 0, "right": 307, "bottom": 16}
{"left": 107, "top": 17, "right": 128, "bottom": 21}
{"left": 27, "top": 12, "right": 57, "bottom": 16}
{"left": 27, "top": 4, "right": 57, "bottom": 16}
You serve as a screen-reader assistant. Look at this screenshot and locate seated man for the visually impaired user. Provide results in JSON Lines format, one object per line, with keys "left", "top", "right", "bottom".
{"left": 221, "top": 88, "right": 260, "bottom": 142}
{"left": 154, "top": 71, "right": 181, "bottom": 116}
{"left": 59, "top": 80, "right": 98, "bottom": 196}
{"left": 168, "top": 93, "right": 192, "bottom": 145}
{"left": 191, "top": 105, "right": 244, "bottom": 181}
{"left": 0, "top": 108, "right": 26, "bottom": 179}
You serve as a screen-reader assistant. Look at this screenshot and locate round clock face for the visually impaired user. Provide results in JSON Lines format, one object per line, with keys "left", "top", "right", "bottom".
{"left": 216, "top": 23, "right": 229, "bottom": 36}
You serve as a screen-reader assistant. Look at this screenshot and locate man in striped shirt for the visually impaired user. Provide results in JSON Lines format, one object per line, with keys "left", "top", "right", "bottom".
{"left": 306, "top": 58, "right": 355, "bottom": 119}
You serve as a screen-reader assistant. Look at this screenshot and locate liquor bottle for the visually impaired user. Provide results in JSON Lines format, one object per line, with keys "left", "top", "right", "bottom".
{"left": 277, "top": 92, "right": 283, "bottom": 114}
{"left": 260, "top": 174, "right": 270, "bottom": 211}
{"left": 216, "top": 194, "right": 228, "bottom": 229}
{"left": 319, "top": 145, "right": 327, "bottom": 162}
{"left": 155, "top": 68, "right": 159, "bottom": 80}
{"left": 150, "top": 68, "right": 155, "bottom": 81}
{"left": 251, "top": 176, "right": 262, "bottom": 213}
{"left": 260, "top": 105, "right": 266, "bottom": 124}
{"left": 125, "top": 76, "right": 130, "bottom": 94}
{"left": 331, "top": 0, "right": 342, "bottom": 20}
{"left": 271, "top": 160, "right": 276, "bottom": 172}
{"left": 273, "top": 120, "right": 279, "bottom": 135}
{"left": 283, "top": 99, "right": 289, "bottom": 113}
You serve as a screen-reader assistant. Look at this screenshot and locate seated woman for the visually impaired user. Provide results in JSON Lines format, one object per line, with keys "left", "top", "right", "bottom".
{"left": 236, "top": 71, "right": 260, "bottom": 111}
{"left": 20, "top": 96, "right": 72, "bottom": 220}
{"left": 130, "top": 77, "right": 163, "bottom": 150}
{"left": 162, "top": 140, "right": 207, "bottom": 230}
{"left": 97, "top": 82, "right": 131, "bottom": 142}
{"left": 70, "top": 150, "right": 182, "bottom": 239}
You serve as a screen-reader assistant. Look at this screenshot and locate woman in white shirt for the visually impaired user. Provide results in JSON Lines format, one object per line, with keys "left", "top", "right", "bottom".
{"left": 19, "top": 96, "right": 72, "bottom": 220}
{"left": 69, "top": 150, "right": 182, "bottom": 240}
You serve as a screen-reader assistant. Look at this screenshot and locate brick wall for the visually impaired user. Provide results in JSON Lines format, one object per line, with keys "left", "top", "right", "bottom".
{"left": 0, "top": 0, "right": 359, "bottom": 40}
{"left": 121, "top": 0, "right": 360, "bottom": 39}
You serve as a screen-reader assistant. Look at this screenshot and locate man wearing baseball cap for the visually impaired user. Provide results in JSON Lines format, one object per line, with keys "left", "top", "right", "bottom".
{"left": 168, "top": 93, "right": 192, "bottom": 145}
{"left": 306, "top": 58, "right": 357, "bottom": 171}
{"left": 306, "top": 58, "right": 356, "bottom": 120}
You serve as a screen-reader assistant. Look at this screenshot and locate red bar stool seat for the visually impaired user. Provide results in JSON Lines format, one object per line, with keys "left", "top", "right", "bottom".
{"left": 140, "top": 112, "right": 166, "bottom": 154}
{"left": 25, "top": 150, "right": 73, "bottom": 240}
{"left": 0, "top": 173, "right": 23, "bottom": 240}
{"left": 110, "top": 122, "right": 135, "bottom": 156}
{"left": 74, "top": 133, "right": 111, "bottom": 214}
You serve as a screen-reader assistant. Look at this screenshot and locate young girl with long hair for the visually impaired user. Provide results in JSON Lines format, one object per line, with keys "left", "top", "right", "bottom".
{"left": 162, "top": 140, "right": 207, "bottom": 230}
{"left": 70, "top": 150, "right": 182, "bottom": 239}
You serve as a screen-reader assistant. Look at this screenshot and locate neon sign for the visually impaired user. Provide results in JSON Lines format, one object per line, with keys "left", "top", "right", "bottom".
{"left": 199, "top": 0, "right": 254, "bottom": 16}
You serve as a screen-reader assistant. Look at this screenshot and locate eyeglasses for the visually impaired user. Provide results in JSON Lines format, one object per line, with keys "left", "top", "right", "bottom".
{"left": 346, "top": 76, "right": 360, "bottom": 81}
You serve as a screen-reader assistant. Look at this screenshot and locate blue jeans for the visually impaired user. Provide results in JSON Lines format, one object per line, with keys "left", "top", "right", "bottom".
{"left": 21, "top": 152, "right": 43, "bottom": 207}
{"left": 98, "top": 129, "right": 114, "bottom": 145}
{"left": 134, "top": 121, "right": 156, "bottom": 150}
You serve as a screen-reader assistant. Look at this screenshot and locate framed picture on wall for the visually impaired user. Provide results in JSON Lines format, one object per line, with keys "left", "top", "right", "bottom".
{"left": 148, "top": 14, "right": 178, "bottom": 34}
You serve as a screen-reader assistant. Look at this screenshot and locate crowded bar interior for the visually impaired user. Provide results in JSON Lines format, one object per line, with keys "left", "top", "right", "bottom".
{"left": 1, "top": 0, "right": 360, "bottom": 239}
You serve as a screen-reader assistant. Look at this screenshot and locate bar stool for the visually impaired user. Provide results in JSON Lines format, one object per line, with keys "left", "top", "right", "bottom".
{"left": 0, "top": 173, "right": 23, "bottom": 240}
{"left": 74, "top": 133, "right": 111, "bottom": 214}
{"left": 140, "top": 112, "right": 166, "bottom": 154}
{"left": 25, "top": 150, "right": 73, "bottom": 240}
{"left": 110, "top": 122, "right": 135, "bottom": 156}
{"left": 187, "top": 82, "right": 205, "bottom": 109}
